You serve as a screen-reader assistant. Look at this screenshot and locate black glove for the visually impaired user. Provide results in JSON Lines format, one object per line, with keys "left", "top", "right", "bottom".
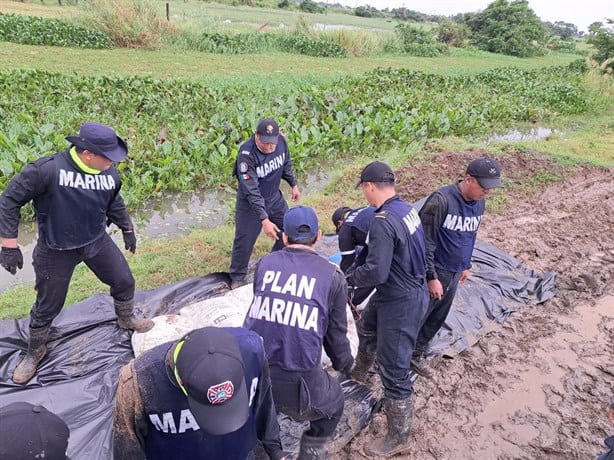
{"left": 0, "top": 247, "right": 23, "bottom": 275}
{"left": 122, "top": 230, "right": 137, "bottom": 254}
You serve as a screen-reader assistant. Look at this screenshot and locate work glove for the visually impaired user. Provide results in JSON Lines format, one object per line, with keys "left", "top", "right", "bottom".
{"left": 0, "top": 247, "right": 23, "bottom": 275}
{"left": 122, "top": 230, "right": 137, "bottom": 254}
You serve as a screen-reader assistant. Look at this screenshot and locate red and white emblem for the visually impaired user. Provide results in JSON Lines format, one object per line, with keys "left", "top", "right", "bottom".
{"left": 207, "top": 380, "right": 234, "bottom": 405}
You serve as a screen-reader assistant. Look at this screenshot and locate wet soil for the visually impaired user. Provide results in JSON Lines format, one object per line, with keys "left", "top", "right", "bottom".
{"left": 341, "top": 149, "right": 614, "bottom": 459}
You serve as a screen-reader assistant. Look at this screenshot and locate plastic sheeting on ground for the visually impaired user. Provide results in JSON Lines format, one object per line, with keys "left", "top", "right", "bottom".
{"left": 0, "top": 238, "right": 555, "bottom": 459}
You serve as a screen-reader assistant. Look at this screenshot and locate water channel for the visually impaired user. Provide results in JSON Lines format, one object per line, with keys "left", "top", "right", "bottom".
{"left": 0, "top": 168, "right": 332, "bottom": 293}
{"left": 0, "top": 125, "right": 562, "bottom": 293}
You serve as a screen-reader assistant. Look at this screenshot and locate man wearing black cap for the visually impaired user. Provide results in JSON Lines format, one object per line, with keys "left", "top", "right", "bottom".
{"left": 244, "top": 205, "right": 354, "bottom": 459}
{"left": 0, "top": 122, "right": 153, "bottom": 385}
{"left": 411, "top": 157, "right": 503, "bottom": 379}
{"left": 113, "top": 326, "right": 285, "bottom": 460}
{"left": 331, "top": 205, "right": 376, "bottom": 309}
{"left": 229, "top": 118, "right": 301, "bottom": 289}
{"left": 347, "top": 161, "right": 428, "bottom": 457}
{"left": 0, "top": 401, "right": 70, "bottom": 459}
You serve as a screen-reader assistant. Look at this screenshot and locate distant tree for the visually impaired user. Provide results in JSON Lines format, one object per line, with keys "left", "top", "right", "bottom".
{"left": 299, "top": 0, "right": 324, "bottom": 14}
{"left": 354, "top": 5, "right": 382, "bottom": 18}
{"left": 390, "top": 8, "right": 428, "bottom": 22}
{"left": 278, "top": 0, "right": 290, "bottom": 9}
{"left": 549, "top": 21, "right": 578, "bottom": 40}
{"left": 586, "top": 19, "right": 614, "bottom": 73}
{"left": 466, "top": 0, "right": 548, "bottom": 57}
{"left": 436, "top": 20, "right": 471, "bottom": 47}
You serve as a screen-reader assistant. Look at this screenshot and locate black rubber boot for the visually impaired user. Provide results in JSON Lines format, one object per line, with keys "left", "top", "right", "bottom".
{"left": 410, "top": 353, "right": 434, "bottom": 379}
{"left": 297, "top": 433, "right": 329, "bottom": 460}
{"left": 115, "top": 299, "right": 154, "bottom": 333}
{"left": 350, "top": 350, "right": 375, "bottom": 384}
{"left": 364, "top": 396, "right": 414, "bottom": 458}
{"left": 12, "top": 325, "right": 51, "bottom": 384}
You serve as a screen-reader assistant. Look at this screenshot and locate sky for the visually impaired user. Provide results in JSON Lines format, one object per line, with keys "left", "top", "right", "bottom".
{"left": 339, "top": 0, "right": 614, "bottom": 33}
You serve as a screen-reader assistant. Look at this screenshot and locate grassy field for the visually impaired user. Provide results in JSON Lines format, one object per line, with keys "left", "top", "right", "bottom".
{"left": 0, "top": 42, "right": 581, "bottom": 79}
{"left": 0, "top": 0, "right": 612, "bottom": 319}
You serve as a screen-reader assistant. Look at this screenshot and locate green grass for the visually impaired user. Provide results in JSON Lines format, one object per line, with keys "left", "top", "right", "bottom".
{"left": 0, "top": 42, "right": 581, "bottom": 80}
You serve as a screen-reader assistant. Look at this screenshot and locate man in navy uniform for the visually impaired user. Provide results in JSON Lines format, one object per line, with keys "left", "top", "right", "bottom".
{"left": 113, "top": 326, "right": 285, "bottom": 460}
{"left": 244, "top": 205, "right": 354, "bottom": 459}
{"left": 0, "top": 122, "right": 153, "bottom": 385}
{"left": 229, "top": 118, "right": 300, "bottom": 289}
{"left": 411, "top": 157, "right": 503, "bottom": 379}
{"left": 347, "top": 161, "right": 428, "bottom": 457}
{"left": 331, "top": 205, "right": 376, "bottom": 309}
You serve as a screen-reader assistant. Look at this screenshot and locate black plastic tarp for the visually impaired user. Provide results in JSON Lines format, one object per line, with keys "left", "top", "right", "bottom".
{"left": 0, "top": 239, "right": 555, "bottom": 459}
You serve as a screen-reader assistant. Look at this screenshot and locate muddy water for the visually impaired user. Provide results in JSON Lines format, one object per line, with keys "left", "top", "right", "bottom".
{"left": 472, "top": 296, "right": 613, "bottom": 457}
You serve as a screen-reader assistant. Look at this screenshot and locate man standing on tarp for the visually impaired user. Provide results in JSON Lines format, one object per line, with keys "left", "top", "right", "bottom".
{"left": 244, "top": 205, "right": 354, "bottom": 459}
{"left": 347, "top": 161, "right": 428, "bottom": 458}
{"left": 113, "top": 326, "right": 286, "bottom": 460}
{"left": 331, "top": 205, "right": 376, "bottom": 309}
{"left": 0, "top": 122, "right": 153, "bottom": 385}
{"left": 411, "top": 157, "right": 503, "bottom": 379}
{"left": 229, "top": 118, "right": 300, "bottom": 289}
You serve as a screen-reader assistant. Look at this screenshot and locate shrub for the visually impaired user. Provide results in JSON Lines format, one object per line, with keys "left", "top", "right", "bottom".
{"left": 394, "top": 24, "right": 448, "bottom": 56}
{"left": 87, "top": 0, "right": 177, "bottom": 49}
{"left": 276, "top": 33, "right": 346, "bottom": 57}
{"left": 436, "top": 20, "right": 471, "bottom": 48}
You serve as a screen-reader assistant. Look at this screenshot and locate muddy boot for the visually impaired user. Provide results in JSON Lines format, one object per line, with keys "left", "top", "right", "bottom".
{"left": 364, "top": 396, "right": 413, "bottom": 458}
{"left": 115, "top": 299, "right": 154, "bottom": 333}
{"left": 350, "top": 350, "right": 375, "bottom": 384}
{"left": 12, "top": 325, "right": 51, "bottom": 384}
{"left": 297, "top": 433, "right": 329, "bottom": 460}
{"left": 410, "top": 353, "right": 434, "bottom": 379}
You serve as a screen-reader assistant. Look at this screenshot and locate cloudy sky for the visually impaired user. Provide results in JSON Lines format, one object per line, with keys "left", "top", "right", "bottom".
{"left": 338, "top": 0, "right": 613, "bottom": 32}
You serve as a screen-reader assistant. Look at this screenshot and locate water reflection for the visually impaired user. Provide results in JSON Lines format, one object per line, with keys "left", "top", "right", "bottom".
{"left": 0, "top": 167, "right": 333, "bottom": 293}
{"left": 484, "top": 126, "right": 563, "bottom": 144}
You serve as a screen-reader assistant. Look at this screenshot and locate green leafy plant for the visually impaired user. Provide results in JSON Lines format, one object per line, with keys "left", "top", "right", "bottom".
{"left": 0, "top": 13, "right": 110, "bottom": 48}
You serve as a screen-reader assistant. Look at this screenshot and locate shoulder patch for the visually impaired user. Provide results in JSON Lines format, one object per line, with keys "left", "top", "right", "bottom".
{"left": 240, "top": 150, "right": 251, "bottom": 155}
{"left": 239, "top": 162, "right": 248, "bottom": 173}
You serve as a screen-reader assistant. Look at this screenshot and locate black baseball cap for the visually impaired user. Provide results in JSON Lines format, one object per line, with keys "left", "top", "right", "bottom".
{"left": 466, "top": 157, "right": 503, "bottom": 189}
{"left": 0, "top": 402, "right": 70, "bottom": 460}
{"left": 355, "top": 161, "right": 395, "bottom": 188}
{"left": 332, "top": 206, "right": 351, "bottom": 233}
{"left": 255, "top": 118, "right": 280, "bottom": 144}
{"left": 170, "top": 327, "right": 249, "bottom": 436}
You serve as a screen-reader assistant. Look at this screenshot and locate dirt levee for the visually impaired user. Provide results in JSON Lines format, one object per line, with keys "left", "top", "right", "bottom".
{"left": 343, "top": 150, "right": 614, "bottom": 459}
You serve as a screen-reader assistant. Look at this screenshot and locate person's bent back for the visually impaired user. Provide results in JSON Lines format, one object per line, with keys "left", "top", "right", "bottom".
{"left": 244, "top": 205, "right": 354, "bottom": 459}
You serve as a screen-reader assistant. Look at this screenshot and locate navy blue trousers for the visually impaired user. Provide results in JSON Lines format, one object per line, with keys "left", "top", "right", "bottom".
{"left": 229, "top": 193, "right": 288, "bottom": 282}
{"left": 357, "top": 283, "right": 428, "bottom": 399}
{"left": 270, "top": 365, "right": 344, "bottom": 438}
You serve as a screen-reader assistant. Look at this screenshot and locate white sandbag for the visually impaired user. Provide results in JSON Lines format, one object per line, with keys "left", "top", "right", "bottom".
{"left": 131, "top": 283, "right": 359, "bottom": 364}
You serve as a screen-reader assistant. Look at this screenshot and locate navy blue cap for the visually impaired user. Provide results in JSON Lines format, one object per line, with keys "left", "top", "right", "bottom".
{"left": 284, "top": 205, "right": 319, "bottom": 243}
{"left": 66, "top": 122, "right": 128, "bottom": 162}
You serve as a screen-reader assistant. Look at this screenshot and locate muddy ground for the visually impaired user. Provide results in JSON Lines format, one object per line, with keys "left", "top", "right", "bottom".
{"left": 340, "top": 149, "right": 614, "bottom": 459}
